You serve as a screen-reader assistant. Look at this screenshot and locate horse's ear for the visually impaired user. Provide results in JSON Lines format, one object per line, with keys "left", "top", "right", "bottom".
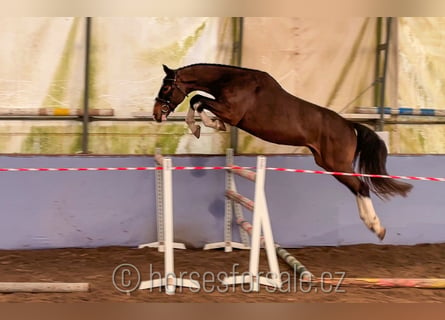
{"left": 163, "top": 64, "right": 174, "bottom": 75}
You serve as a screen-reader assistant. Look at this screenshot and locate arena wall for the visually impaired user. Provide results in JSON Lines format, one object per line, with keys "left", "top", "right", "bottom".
{"left": 0, "top": 154, "right": 443, "bottom": 250}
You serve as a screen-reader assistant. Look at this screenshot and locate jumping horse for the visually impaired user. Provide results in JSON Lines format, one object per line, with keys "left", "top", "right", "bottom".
{"left": 152, "top": 63, "right": 413, "bottom": 240}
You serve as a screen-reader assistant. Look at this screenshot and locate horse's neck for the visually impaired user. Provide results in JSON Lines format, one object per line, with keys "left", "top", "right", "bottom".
{"left": 179, "top": 66, "right": 229, "bottom": 94}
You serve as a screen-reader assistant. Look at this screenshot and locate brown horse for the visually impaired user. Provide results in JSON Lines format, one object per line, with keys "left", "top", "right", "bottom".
{"left": 153, "top": 63, "right": 412, "bottom": 240}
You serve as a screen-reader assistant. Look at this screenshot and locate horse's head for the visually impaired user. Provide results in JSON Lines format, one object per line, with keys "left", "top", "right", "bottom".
{"left": 152, "top": 65, "right": 188, "bottom": 122}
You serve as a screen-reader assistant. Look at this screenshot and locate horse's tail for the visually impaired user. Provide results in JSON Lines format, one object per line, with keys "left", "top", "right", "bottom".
{"left": 353, "top": 123, "right": 413, "bottom": 200}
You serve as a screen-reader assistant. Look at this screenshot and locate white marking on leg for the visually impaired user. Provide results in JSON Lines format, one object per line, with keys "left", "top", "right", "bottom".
{"left": 356, "top": 196, "right": 386, "bottom": 240}
{"left": 198, "top": 111, "right": 226, "bottom": 131}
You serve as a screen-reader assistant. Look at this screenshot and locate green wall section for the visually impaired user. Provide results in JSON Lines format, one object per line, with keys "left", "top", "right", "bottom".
{"left": 88, "top": 123, "right": 188, "bottom": 154}
{"left": 88, "top": 21, "right": 101, "bottom": 110}
{"left": 387, "top": 123, "right": 445, "bottom": 154}
{"left": 22, "top": 124, "right": 83, "bottom": 154}
{"left": 140, "top": 20, "right": 206, "bottom": 68}
{"left": 14, "top": 121, "right": 445, "bottom": 155}
{"left": 42, "top": 18, "right": 82, "bottom": 109}
{"left": 16, "top": 122, "right": 232, "bottom": 155}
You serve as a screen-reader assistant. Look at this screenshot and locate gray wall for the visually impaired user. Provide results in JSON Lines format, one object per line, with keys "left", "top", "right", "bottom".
{"left": 0, "top": 154, "right": 444, "bottom": 250}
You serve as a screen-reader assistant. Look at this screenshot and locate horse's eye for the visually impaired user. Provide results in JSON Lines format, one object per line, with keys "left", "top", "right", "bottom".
{"left": 162, "top": 85, "right": 171, "bottom": 93}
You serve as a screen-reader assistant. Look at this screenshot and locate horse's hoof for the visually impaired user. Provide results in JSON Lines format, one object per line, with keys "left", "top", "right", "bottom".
{"left": 377, "top": 227, "right": 386, "bottom": 241}
{"left": 193, "top": 125, "right": 201, "bottom": 139}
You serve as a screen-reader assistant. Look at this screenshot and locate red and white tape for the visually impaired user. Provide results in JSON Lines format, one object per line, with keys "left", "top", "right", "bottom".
{"left": 264, "top": 167, "right": 445, "bottom": 182}
{"left": 0, "top": 167, "right": 159, "bottom": 172}
{"left": 0, "top": 165, "right": 442, "bottom": 182}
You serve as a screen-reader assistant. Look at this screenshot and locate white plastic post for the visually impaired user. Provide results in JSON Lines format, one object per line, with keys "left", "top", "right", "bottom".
{"left": 138, "top": 148, "right": 186, "bottom": 251}
{"left": 163, "top": 158, "right": 175, "bottom": 294}
{"left": 255, "top": 157, "right": 281, "bottom": 288}
{"left": 139, "top": 157, "right": 199, "bottom": 295}
{"left": 222, "top": 156, "right": 282, "bottom": 291}
{"left": 248, "top": 157, "right": 263, "bottom": 291}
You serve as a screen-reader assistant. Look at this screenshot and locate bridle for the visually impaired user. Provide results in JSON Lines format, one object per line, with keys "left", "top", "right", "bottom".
{"left": 155, "top": 74, "right": 189, "bottom": 115}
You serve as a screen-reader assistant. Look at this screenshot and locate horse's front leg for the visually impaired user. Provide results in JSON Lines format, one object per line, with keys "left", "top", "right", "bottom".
{"left": 191, "top": 97, "right": 226, "bottom": 132}
{"left": 197, "top": 110, "right": 227, "bottom": 131}
{"left": 185, "top": 107, "right": 201, "bottom": 138}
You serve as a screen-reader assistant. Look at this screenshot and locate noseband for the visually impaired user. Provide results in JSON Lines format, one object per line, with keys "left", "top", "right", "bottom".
{"left": 155, "top": 97, "right": 176, "bottom": 114}
{"left": 155, "top": 74, "right": 188, "bottom": 115}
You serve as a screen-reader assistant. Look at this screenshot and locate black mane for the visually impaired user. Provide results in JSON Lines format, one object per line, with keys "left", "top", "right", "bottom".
{"left": 177, "top": 63, "right": 262, "bottom": 74}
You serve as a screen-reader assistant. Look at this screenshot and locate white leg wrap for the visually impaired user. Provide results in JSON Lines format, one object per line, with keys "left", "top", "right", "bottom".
{"left": 356, "top": 196, "right": 386, "bottom": 240}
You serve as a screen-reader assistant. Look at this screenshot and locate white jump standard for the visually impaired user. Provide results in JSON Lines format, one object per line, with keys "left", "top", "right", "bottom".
{"left": 138, "top": 156, "right": 199, "bottom": 295}
{"left": 213, "top": 153, "right": 282, "bottom": 291}
{"left": 138, "top": 148, "right": 187, "bottom": 252}
{"left": 206, "top": 148, "right": 312, "bottom": 282}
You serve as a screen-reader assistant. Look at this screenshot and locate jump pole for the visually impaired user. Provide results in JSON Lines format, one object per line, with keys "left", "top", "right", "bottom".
{"left": 306, "top": 277, "right": 445, "bottom": 289}
{"left": 234, "top": 215, "right": 312, "bottom": 279}
{"left": 138, "top": 156, "right": 199, "bottom": 295}
{"left": 225, "top": 190, "right": 312, "bottom": 279}
{"left": 138, "top": 148, "right": 186, "bottom": 252}
{"left": 0, "top": 282, "right": 89, "bottom": 293}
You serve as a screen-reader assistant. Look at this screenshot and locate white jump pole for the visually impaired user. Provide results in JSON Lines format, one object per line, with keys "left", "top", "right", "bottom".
{"left": 222, "top": 156, "right": 282, "bottom": 291}
{"left": 163, "top": 157, "right": 176, "bottom": 294}
{"left": 138, "top": 148, "right": 186, "bottom": 252}
{"left": 138, "top": 157, "right": 199, "bottom": 295}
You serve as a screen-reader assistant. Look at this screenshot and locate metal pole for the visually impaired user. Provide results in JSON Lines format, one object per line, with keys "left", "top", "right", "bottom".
{"left": 82, "top": 17, "right": 92, "bottom": 154}
{"left": 230, "top": 17, "right": 244, "bottom": 154}
{"left": 378, "top": 17, "right": 392, "bottom": 131}
{"left": 374, "top": 17, "right": 383, "bottom": 108}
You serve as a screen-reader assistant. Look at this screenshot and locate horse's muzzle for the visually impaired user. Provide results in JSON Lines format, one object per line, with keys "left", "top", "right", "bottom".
{"left": 153, "top": 102, "right": 170, "bottom": 122}
{"left": 152, "top": 113, "right": 164, "bottom": 122}
{"left": 153, "top": 114, "right": 168, "bottom": 122}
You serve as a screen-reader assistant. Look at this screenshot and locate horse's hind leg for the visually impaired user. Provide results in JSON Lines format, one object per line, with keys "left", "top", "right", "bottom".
{"left": 311, "top": 149, "right": 386, "bottom": 240}
{"left": 356, "top": 194, "right": 386, "bottom": 240}
{"left": 333, "top": 173, "right": 386, "bottom": 240}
